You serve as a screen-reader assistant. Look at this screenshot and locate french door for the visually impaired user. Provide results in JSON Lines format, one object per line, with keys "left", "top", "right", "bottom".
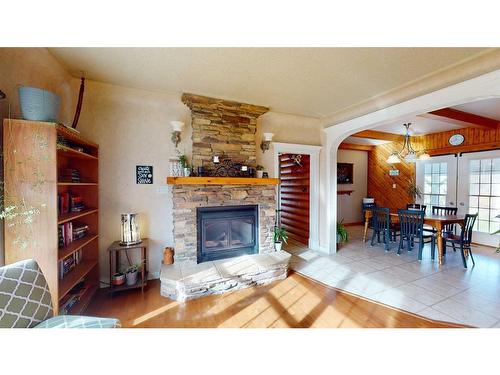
{"left": 416, "top": 150, "right": 500, "bottom": 247}
{"left": 416, "top": 154, "right": 457, "bottom": 214}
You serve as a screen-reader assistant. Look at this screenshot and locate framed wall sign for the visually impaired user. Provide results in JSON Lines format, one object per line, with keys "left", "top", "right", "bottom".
{"left": 389, "top": 169, "right": 400, "bottom": 176}
{"left": 337, "top": 163, "right": 353, "bottom": 184}
{"left": 136, "top": 165, "right": 153, "bottom": 184}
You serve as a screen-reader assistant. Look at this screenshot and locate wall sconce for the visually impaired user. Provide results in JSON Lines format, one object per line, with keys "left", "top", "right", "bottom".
{"left": 260, "top": 132, "right": 274, "bottom": 153}
{"left": 170, "top": 121, "right": 184, "bottom": 148}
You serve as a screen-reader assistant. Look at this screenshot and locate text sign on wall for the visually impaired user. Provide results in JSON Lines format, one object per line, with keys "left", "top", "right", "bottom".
{"left": 389, "top": 169, "right": 400, "bottom": 176}
{"left": 136, "top": 165, "right": 153, "bottom": 184}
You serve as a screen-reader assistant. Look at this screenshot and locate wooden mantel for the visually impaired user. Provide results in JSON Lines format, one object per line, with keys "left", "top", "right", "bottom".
{"left": 166, "top": 177, "right": 279, "bottom": 185}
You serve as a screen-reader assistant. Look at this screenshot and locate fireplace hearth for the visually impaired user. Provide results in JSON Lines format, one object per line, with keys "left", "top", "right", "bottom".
{"left": 197, "top": 205, "right": 259, "bottom": 263}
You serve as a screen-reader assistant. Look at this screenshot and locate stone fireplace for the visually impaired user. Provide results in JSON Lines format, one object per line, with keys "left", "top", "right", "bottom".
{"left": 160, "top": 94, "right": 290, "bottom": 302}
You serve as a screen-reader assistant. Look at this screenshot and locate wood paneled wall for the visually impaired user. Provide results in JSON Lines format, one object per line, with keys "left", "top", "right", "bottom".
{"left": 367, "top": 143, "right": 415, "bottom": 212}
{"left": 414, "top": 126, "right": 500, "bottom": 156}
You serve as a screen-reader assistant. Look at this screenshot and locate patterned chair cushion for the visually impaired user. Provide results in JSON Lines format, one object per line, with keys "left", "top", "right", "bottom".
{"left": 34, "top": 315, "right": 121, "bottom": 328}
{"left": 0, "top": 259, "right": 54, "bottom": 328}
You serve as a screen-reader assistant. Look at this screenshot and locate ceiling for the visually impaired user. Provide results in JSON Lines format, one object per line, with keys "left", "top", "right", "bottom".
{"left": 452, "top": 98, "right": 500, "bottom": 120}
{"left": 374, "top": 116, "right": 466, "bottom": 135}
{"left": 48, "top": 48, "right": 488, "bottom": 118}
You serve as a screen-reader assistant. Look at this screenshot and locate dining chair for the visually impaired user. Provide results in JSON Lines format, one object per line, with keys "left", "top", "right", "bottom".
{"left": 370, "top": 207, "right": 391, "bottom": 251}
{"left": 431, "top": 205, "right": 459, "bottom": 253}
{"left": 397, "top": 209, "right": 436, "bottom": 261}
{"left": 442, "top": 213, "right": 478, "bottom": 268}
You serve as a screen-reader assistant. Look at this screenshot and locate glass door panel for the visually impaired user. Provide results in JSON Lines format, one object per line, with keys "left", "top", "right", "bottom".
{"left": 457, "top": 150, "right": 500, "bottom": 247}
{"left": 416, "top": 154, "right": 457, "bottom": 215}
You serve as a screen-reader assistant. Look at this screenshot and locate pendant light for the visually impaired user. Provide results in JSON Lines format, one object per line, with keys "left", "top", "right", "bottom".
{"left": 386, "top": 123, "right": 429, "bottom": 164}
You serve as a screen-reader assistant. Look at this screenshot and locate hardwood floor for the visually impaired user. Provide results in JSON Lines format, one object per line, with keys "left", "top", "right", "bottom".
{"left": 86, "top": 271, "right": 463, "bottom": 328}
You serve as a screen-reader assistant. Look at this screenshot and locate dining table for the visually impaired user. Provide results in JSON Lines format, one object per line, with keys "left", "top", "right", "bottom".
{"left": 363, "top": 209, "right": 466, "bottom": 265}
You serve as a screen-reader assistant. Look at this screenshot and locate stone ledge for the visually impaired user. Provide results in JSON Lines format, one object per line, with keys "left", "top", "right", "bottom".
{"left": 160, "top": 252, "right": 291, "bottom": 302}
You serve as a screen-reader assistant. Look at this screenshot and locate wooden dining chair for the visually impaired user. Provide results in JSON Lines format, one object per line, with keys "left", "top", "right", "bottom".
{"left": 431, "top": 205, "right": 459, "bottom": 253}
{"left": 397, "top": 209, "right": 436, "bottom": 261}
{"left": 370, "top": 207, "right": 391, "bottom": 251}
{"left": 442, "top": 213, "right": 478, "bottom": 268}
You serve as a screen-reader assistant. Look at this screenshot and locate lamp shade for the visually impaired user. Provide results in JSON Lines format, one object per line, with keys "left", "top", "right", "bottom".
{"left": 120, "top": 213, "right": 142, "bottom": 246}
{"left": 170, "top": 121, "right": 185, "bottom": 132}
{"left": 263, "top": 132, "right": 274, "bottom": 142}
{"left": 404, "top": 152, "right": 418, "bottom": 163}
{"left": 387, "top": 152, "right": 401, "bottom": 164}
{"left": 419, "top": 152, "right": 431, "bottom": 161}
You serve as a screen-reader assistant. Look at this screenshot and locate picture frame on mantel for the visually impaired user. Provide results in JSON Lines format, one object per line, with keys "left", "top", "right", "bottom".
{"left": 337, "top": 163, "right": 353, "bottom": 184}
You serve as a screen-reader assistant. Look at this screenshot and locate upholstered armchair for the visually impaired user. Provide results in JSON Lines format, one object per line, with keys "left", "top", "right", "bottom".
{"left": 0, "top": 259, "right": 120, "bottom": 328}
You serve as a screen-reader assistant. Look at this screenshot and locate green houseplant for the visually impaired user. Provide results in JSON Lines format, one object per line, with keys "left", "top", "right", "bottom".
{"left": 337, "top": 219, "right": 348, "bottom": 244}
{"left": 407, "top": 177, "right": 423, "bottom": 203}
{"left": 125, "top": 264, "right": 141, "bottom": 286}
{"left": 274, "top": 226, "right": 288, "bottom": 251}
{"left": 178, "top": 154, "right": 190, "bottom": 176}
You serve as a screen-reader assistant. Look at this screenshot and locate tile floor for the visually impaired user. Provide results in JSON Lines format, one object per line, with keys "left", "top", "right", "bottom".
{"left": 285, "top": 226, "right": 500, "bottom": 327}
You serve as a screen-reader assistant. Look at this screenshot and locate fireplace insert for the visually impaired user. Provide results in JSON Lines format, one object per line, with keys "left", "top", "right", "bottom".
{"left": 197, "top": 205, "right": 259, "bottom": 263}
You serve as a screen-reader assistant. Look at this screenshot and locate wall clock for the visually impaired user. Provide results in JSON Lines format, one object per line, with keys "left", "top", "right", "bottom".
{"left": 449, "top": 134, "right": 465, "bottom": 146}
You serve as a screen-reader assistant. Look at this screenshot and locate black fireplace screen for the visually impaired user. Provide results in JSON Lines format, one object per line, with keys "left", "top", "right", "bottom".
{"left": 197, "top": 205, "right": 259, "bottom": 263}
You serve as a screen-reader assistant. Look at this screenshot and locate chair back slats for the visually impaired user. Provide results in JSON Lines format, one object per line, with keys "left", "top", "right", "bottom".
{"left": 462, "top": 213, "right": 478, "bottom": 246}
{"left": 372, "top": 207, "right": 390, "bottom": 232}
{"left": 398, "top": 209, "right": 424, "bottom": 237}
{"left": 432, "top": 205, "right": 458, "bottom": 233}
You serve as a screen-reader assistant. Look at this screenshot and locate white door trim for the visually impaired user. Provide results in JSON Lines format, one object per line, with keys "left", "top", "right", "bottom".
{"left": 321, "top": 68, "right": 500, "bottom": 254}
{"left": 272, "top": 142, "right": 322, "bottom": 251}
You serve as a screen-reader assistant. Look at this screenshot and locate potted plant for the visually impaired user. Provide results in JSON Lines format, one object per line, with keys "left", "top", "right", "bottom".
{"left": 274, "top": 226, "right": 288, "bottom": 251}
{"left": 256, "top": 165, "right": 264, "bottom": 178}
{"left": 407, "top": 177, "right": 422, "bottom": 204}
{"left": 125, "top": 264, "right": 141, "bottom": 286}
{"left": 179, "top": 154, "right": 190, "bottom": 176}
{"left": 337, "top": 219, "right": 348, "bottom": 245}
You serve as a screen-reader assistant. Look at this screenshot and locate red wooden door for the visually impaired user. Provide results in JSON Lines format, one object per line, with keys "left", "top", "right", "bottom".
{"left": 279, "top": 153, "right": 310, "bottom": 245}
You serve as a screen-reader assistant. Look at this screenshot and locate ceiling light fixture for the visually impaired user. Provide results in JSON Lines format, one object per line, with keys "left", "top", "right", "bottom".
{"left": 386, "top": 123, "right": 430, "bottom": 164}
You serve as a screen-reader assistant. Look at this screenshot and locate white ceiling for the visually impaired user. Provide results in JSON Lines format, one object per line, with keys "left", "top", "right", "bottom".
{"left": 452, "top": 98, "right": 500, "bottom": 120}
{"left": 374, "top": 116, "right": 466, "bottom": 135}
{"left": 48, "top": 47, "right": 487, "bottom": 118}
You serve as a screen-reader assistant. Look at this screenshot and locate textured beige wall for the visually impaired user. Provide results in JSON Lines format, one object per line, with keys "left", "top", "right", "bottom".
{"left": 75, "top": 80, "right": 191, "bottom": 281}
{"left": 336, "top": 149, "right": 368, "bottom": 224}
{"left": 256, "top": 112, "right": 323, "bottom": 177}
{"left": 0, "top": 48, "right": 78, "bottom": 266}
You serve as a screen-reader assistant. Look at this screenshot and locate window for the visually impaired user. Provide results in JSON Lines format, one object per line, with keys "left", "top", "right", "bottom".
{"left": 423, "top": 162, "right": 447, "bottom": 214}
{"left": 469, "top": 158, "right": 500, "bottom": 233}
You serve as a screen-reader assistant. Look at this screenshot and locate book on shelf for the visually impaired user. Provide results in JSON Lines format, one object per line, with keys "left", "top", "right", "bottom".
{"left": 59, "top": 280, "right": 89, "bottom": 315}
{"left": 58, "top": 222, "right": 89, "bottom": 249}
{"left": 59, "top": 168, "right": 81, "bottom": 183}
{"left": 58, "top": 192, "right": 86, "bottom": 215}
{"left": 58, "top": 249, "right": 84, "bottom": 279}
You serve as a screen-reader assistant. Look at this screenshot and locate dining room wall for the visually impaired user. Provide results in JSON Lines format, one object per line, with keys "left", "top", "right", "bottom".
{"left": 337, "top": 149, "right": 368, "bottom": 224}
{"left": 367, "top": 143, "right": 415, "bottom": 212}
